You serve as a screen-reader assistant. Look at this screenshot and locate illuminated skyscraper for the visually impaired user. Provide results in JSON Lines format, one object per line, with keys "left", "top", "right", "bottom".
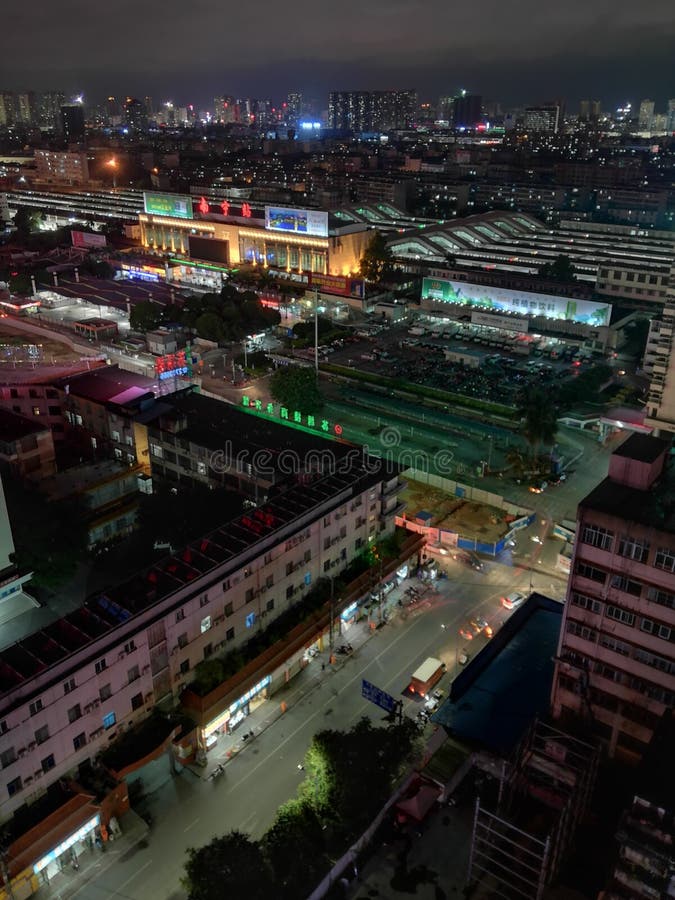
{"left": 60, "top": 103, "right": 86, "bottom": 142}
{"left": 638, "top": 99, "right": 655, "bottom": 131}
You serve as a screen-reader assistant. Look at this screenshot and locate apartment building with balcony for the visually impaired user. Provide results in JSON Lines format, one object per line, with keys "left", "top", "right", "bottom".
{"left": 550, "top": 433, "right": 675, "bottom": 764}
{"left": 0, "top": 453, "right": 406, "bottom": 823}
{"left": 645, "top": 264, "right": 675, "bottom": 436}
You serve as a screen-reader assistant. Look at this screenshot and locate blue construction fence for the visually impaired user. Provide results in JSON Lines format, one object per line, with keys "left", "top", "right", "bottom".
{"left": 455, "top": 512, "right": 536, "bottom": 557}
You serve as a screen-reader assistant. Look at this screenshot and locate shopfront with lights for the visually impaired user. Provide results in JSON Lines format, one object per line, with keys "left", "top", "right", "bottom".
{"left": 202, "top": 675, "right": 271, "bottom": 750}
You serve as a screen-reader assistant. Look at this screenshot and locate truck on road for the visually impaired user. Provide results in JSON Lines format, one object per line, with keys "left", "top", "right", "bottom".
{"left": 409, "top": 657, "right": 446, "bottom": 698}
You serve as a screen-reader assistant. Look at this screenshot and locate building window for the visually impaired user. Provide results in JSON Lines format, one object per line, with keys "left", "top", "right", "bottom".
{"left": 640, "top": 618, "right": 672, "bottom": 641}
{"left": 286, "top": 562, "right": 294, "bottom": 576}
{"left": 566, "top": 620, "right": 597, "bottom": 642}
{"left": 203, "top": 643, "right": 213, "bottom": 658}
{"left": 150, "top": 443, "right": 163, "bottom": 459}
{"left": 245, "top": 588, "right": 254, "bottom": 604}
{"left": 266, "top": 574, "right": 274, "bottom": 589}
{"left": 124, "top": 640, "right": 136, "bottom": 654}
{"left": 610, "top": 574, "right": 642, "bottom": 597}
{"left": 286, "top": 585, "right": 294, "bottom": 599}
{"left": 266, "top": 597, "right": 275, "bottom": 612}
{"left": 95, "top": 659, "right": 107, "bottom": 675}
{"left": 7, "top": 777, "right": 23, "bottom": 797}
{"left": 0, "top": 748, "right": 16, "bottom": 769}
{"left": 226, "top": 627, "right": 235, "bottom": 641}
{"left": 35, "top": 725, "right": 50, "bottom": 745}
{"left": 304, "top": 572, "right": 311, "bottom": 586}
{"left": 29, "top": 699, "right": 43, "bottom": 716}
{"left": 633, "top": 648, "right": 673, "bottom": 673}
{"left": 99, "top": 684, "right": 112, "bottom": 702}
{"left": 324, "top": 560, "right": 331, "bottom": 572}
{"left": 570, "top": 593, "right": 602, "bottom": 614}
{"left": 176, "top": 609, "right": 185, "bottom": 623}
{"left": 606, "top": 605, "right": 635, "bottom": 626}
{"left": 32, "top": 407, "right": 40, "bottom": 416}
{"left": 575, "top": 561, "right": 606, "bottom": 584}
{"left": 41, "top": 754, "right": 55, "bottom": 773}
{"left": 654, "top": 547, "right": 675, "bottom": 573}
{"left": 179, "top": 660, "right": 190, "bottom": 674}
{"left": 127, "top": 665, "right": 140, "bottom": 684}
{"left": 618, "top": 537, "right": 650, "bottom": 564}
{"left": 304, "top": 550, "right": 311, "bottom": 563}
{"left": 222, "top": 579, "right": 231, "bottom": 591}
{"left": 0, "top": 721, "right": 7, "bottom": 735}
{"left": 103, "top": 712, "right": 116, "bottom": 730}
{"left": 647, "top": 587, "right": 675, "bottom": 610}
{"left": 246, "top": 612, "right": 256, "bottom": 628}
{"left": 200, "top": 593, "right": 209, "bottom": 608}
{"left": 598, "top": 633, "right": 631, "bottom": 656}
{"left": 200, "top": 616, "right": 212, "bottom": 634}
{"left": 224, "top": 602, "right": 233, "bottom": 617}
{"left": 68, "top": 704, "right": 82, "bottom": 723}
{"left": 581, "top": 525, "right": 614, "bottom": 551}
{"left": 177, "top": 632, "right": 188, "bottom": 649}
{"left": 131, "top": 693, "right": 144, "bottom": 711}
{"left": 73, "top": 733, "right": 86, "bottom": 751}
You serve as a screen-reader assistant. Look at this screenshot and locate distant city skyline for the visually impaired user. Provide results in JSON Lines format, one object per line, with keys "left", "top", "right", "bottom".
{"left": 1, "top": 0, "right": 673, "bottom": 113}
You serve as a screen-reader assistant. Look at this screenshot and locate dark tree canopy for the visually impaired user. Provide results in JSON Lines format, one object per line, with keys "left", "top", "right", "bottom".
{"left": 538, "top": 254, "right": 577, "bottom": 281}
{"left": 359, "top": 232, "right": 393, "bottom": 283}
{"left": 182, "top": 831, "right": 273, "bottom": 900}
{"left": 269, "top": 366, "right": 324, "bottom": 413}
{"left": 519, "top": 386, "right": 558, "bottom": 458}
{"left": 129, "top": 300, "right": 163, "bottom": 332}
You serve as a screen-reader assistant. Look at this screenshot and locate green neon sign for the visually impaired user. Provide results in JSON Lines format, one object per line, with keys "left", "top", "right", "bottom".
{"left": 241, "top": 397, "right": 343, "bottom": 437}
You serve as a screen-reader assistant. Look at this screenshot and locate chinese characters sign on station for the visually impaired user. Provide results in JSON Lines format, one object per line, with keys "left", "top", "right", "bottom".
{"left": 241, "top": 396, "right": 343, "bottom": 436}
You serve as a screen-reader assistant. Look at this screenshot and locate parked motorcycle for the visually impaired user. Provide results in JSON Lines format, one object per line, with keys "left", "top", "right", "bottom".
{"left": 208, "top": 763, "right": 225, "bottom": 781}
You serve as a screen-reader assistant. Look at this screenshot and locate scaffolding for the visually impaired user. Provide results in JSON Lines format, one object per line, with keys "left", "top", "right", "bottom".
{"left": 467, "top": 718, "right": 600, "bottom": 899}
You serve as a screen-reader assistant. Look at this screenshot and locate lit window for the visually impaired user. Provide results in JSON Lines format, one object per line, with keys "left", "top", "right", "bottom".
{"left": 103, "top": 712, "right": 116, "bottom": 730}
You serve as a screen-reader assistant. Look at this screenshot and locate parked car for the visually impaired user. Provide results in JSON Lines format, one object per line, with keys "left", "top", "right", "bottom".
{"left": 501, "top": 592, "right": 525, "bottom": 610}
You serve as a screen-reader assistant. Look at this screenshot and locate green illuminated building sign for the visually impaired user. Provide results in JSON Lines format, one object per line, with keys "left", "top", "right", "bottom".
{"left": 143, "top": 191, "right": 194, "bottom": 220}
{"left": 241, "top": 396, "right": 343, "bottom": 437}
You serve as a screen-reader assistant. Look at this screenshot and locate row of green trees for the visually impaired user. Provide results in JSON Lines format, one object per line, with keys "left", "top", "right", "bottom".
{"left": 129, "top": 283, "right": 281, "bottom": 342}
{"left": 182, "top": 718, "right": 421, "bottom": 900}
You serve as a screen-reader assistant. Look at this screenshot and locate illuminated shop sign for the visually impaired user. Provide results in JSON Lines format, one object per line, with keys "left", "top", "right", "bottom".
{"left": 196, "top": 197, "right": 257, "bottom": 219}
{"left": 241, "top": 396, "right": 343, "bottom": 436}
{"left": 143, "top": 191, "right": 194, "bottom": 220}
{"left": 155, "top": 349, "right": 192, "bottom": 380}
{"left": 33, "top": 815, "right": 100, "bottom": 874}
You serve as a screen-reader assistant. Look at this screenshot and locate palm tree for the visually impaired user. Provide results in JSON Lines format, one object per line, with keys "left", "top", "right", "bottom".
{"left": 519, "top": 387, "right": 558, "bottom": 466}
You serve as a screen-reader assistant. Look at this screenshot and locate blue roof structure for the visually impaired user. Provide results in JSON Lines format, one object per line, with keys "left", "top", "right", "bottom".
{"left": 432, "top": 594, "right": 562, "bottom": 755}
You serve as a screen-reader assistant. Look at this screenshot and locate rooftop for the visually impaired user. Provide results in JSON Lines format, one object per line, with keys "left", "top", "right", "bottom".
{"left": 40, "top": 460, "right": 139, "bottom": 501}
{"left": 0, "top": 452, "right": 393, "bottom": 703}
{"left": 154, "top": 392, "right": 358, "bottom": 468}
{"left": 54, "top": 365, "right": 156, "bottom": 406}
{"left": 432, "top": 594, "right": 563, "bottom": 755}
{"left": 580, "top": 465, "right": 675, "bottom": 532}
{"left": 612, "top": 431, "right": 671, "bottom": 464}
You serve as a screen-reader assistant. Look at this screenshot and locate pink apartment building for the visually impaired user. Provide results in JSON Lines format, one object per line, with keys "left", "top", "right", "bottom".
{"left": 551, "top": 433, "right": 675, "bottom": 764}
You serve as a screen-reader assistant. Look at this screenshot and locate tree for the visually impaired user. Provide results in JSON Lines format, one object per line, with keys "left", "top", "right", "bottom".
{"left": 622, "top": 317, "right": 650, "bottom": 359}
{"left": 195, "top": 312, "right": 225, "bottom": 342}
{"left": 538, "top": 254, "right": 576, "bottom": 281}
{"left": 13, "top": 207, "right": 41, "bottom": 238}
{"left": 359, "top": 232, "right": 393, "bottom": 283}
{"left": 301, "top": 718, "right": 421, "bottom": 834}
{"left": 79, "top": 256, "right": 115, "bottom": 279}
{"left": 519, "top": 386, "right": 558, "bottom": 461}
{"left": 129, "top": 300, "right": 162, "bottom": 333}
{"left": 262, "top": 799, "right": 328, "bottom": 899}
{"left": 270, "top": 366, "right": 324, "bottom": 414}
{"left": 182, "top": 832, "right": 273, "bottom": 900}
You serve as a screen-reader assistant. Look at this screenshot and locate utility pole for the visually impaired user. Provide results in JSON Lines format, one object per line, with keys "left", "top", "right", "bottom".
{"left": 314, "top": 289, "right": 319, "bottom": 374}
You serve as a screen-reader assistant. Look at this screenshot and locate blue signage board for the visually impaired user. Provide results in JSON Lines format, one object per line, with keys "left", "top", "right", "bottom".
{"left": 362, "top": 679, "right": 397, "bottom": 714}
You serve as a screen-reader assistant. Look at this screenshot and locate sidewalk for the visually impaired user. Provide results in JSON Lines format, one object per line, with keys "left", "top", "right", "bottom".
{"left": 35, "top": 810, "right": 149, "bottom": 900}
{"left": 191, "top": 580, "right": 417, "bottom": 780}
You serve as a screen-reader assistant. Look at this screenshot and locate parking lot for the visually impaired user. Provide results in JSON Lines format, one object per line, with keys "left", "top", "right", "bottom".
{"left": 318, "top": 321, "right": 594, "bottom": 409}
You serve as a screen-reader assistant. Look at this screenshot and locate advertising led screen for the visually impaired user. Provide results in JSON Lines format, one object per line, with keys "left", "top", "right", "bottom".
{"left": 71, "top": 230, "right": 107, "bottom": 248}
{"left": 421, "top": 278, "right": 611, "bottom": 326}
{"left": 309, "top": 273, "right": 364, "bottom": 298}
{"left": 265, "top": 206, "right": 329, "bottom": 238}
{"left": 143, "top": 191, "right": 194, "bottom": 220}
{"left": 188, "top": 236, "right": 229, "bottom": 265}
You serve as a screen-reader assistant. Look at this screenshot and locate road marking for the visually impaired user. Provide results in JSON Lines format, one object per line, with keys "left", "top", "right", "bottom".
{"left": 113, "top": 860, "right": 154, "bottom": 896}
{"left": 183, "top": 817, "right": 200, "bottom": 832}
{"left": 69, "top": 858, "right": 153, "bottom": 900}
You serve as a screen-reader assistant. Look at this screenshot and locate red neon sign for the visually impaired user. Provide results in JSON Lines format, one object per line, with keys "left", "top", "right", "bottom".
{"left": 198, "top": 196, "right": 209, "bottom": 215}
{"left": 220, "top": 199, "right": 230, "bottom": 216}
{"left": 241, "top": 203, "right": 252, "bottom": 218}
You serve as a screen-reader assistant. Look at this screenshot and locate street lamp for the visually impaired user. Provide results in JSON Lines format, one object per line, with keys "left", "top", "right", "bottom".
{"left": 107, "top": 157, "right": 117, "bottom": 189}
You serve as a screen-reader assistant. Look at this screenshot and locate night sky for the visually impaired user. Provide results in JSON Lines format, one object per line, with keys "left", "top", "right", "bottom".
{"left": 3, "top": 0, "right": 674, "bottom": 109}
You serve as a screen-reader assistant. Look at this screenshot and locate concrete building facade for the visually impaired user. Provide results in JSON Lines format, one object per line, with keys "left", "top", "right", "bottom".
{"left": 550, "top": 434, "right": 675, "bottom": 764}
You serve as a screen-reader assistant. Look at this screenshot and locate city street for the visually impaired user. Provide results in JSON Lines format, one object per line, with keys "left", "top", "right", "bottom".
{"left": 63, "top": 540, "right": 562, "bottom": 900}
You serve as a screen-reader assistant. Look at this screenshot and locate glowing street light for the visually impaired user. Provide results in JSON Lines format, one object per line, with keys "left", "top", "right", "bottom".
{"left": 107, "top": 157, "right": 117, "bottom": 189}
